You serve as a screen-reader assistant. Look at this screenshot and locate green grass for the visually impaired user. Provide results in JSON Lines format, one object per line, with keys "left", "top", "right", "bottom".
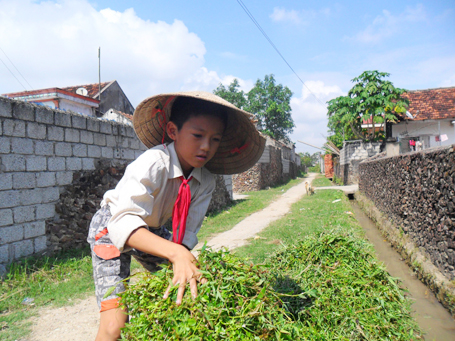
{"left": 233, "top": 189, "right": 421, "bottom": 339}
{"left": 0, "top": 247, "right": 94, "bottom": 340}
{"left": 197, "top": 176, "right": 305, "bottom": 242}
{"left": 311, "top": 175, "right": 333, "bottom": 187}
{"left": 234, "top": 189, "right": 360, "bottom": 263}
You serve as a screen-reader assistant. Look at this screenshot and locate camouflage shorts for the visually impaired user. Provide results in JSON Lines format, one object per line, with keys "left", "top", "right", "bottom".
{"left": 87, "top": 205, "right": 171, "bottom": 311}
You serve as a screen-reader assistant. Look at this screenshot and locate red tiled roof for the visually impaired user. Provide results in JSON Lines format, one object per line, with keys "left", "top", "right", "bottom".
{"left": 401, "top": 86, "right": 455, "bottom": 121}
{"left": 61, "top": 81, "right": 113, "bottom": 98}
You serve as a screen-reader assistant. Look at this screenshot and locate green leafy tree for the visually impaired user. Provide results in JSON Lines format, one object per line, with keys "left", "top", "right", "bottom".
{"left": 213, "top": 78, "right": 247, "bottom": 110}
{"left": 246, "top": 74, "right": 294, "bottom": 141}
{"left": 299, "top": 152, "right": 313, "bottom": 167}
{"left": 327, "top": 71, "right": 408, "bottom": 148}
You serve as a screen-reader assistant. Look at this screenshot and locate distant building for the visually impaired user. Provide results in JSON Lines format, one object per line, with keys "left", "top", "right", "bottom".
{"left": 392, "top": 86, "right": 455, "bottom": 153}
{"left": 101, "top": 108, "right": 133, "bottom": 126}
{"left": 2, "top": 80, "right": 134, "bottom": 118}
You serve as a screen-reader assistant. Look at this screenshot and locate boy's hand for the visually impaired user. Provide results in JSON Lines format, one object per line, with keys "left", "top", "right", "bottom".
{"left": 163, "top": 246, "right": 206, "bottom": 304}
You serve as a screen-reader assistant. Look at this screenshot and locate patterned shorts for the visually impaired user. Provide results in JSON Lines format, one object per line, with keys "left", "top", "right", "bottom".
{"left": 87, "top": 206, "right": 171, "bottom": 312}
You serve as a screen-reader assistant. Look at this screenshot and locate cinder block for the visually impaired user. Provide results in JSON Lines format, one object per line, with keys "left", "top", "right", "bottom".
{"left": 55, "top": 111, "right": 72, "bottom": 127}
{"left": 129, "top": 138, "right": 140, "bottom": 149}
{"left": 48, "top": 157, "right": 66, "bottom": 171}
{"left": 87, "top": 118, "right": 100, "bottom": 132}
{"left": 0, "top": 99, "right": 13, "bottom": 118}
{"left": 0, "top": 244, "right": 9, "bottom": 263}
{"left": 12, "top": 239, "right": 34, "bottom": 259}
{"left": 26, "top": 156, "right": 47, "bottom": 171}
{"left": 35, "top": 106, "right": 54, "bottom": 124}
{"left": 36, "top": 172, "right": 56, "bottom": 187}
{"left": 24, "top": 221, "right": 45, "bottom": 239}
{"left": 13, "top": 172, "right": 36, "bottom": 189}
{"left": 123, "top": 149, "right": 135, "bottom": 160}
{"left": 88, "top": 145, "right": 101, "bottom": 157}
{"left": 3, "top": 119, "right": 26, "bottom": 137}
{"left": 125, "top": 126, "right": 136, "bottom": 137}
{"left": 135, "top": 150, "right": 145, "bottom": 159}
{"left": 65, "top": 128, "right": 80, "bottom": 143}
{"left": 27, "top": 122, "right": 47, "bottom": 139}
{"left": 12, "top": 137, "right": 34, "bottom": 154}
{"left": 0, "top": 209, "right": 13, "bottom": 226}
{"left": 48, "top": 126, "right": 64, "bottom": 141}
{"left": 56, "top": 171, "right": 73, "bottom": 186}
{"left": 34, "top": 236, "right": 48, "bottom": 253}
{"left": 73, "top": 144, "right": 87, "bottom": 157}
{"left": 1, "top": 154, "right": 26, "bottom": 171}
{"left": 34, "top": 140, "right": 54, "bottom": 156}
{"left": 13, "top": 102, "right": 34, "bottom": 121}
{"left": 0, "top": 136, "right": 11, "bottom": 154}
{"left": 0, "top": 173, "right": 12, "bottom": 190}
{"left": 99, "top": 122, "right": 112, "bottom": 134}
{"left": 121, "top": 138, "right": 129, "bottom": 149}
{"left": 72, "top": 115, "right": 87, "bottom": 129}
{"left": 101, "top": 147, "right": 113, "bottom": 158}
{"left": 66, "top": 157, "right": 82, "bottom": 170}
{"left": 93, "top": 133, "right": 106, "bottom": 146}
{"left": 20, "top": 188, "right": 44, "bottom": 206}
{"left": 42, "top": 187, "right": 60, "bottom": 203}
{"left": 13, "top": 206, "right": 36, "bottom": 223}
{"left": 0, "top": 225, "right": 24, "bottom": 245}
{"left": 36, "top": 203, "right": 55, "bottom": 220}
{"left": 106, "top": 135, "right": 117, "bottom": 147}
{"left": 80, "top": 130, "right": 94, "bottom": 144}
{"left": 55, "top": 142, "right": 72, "bottom": 156}
{"left": 82, "top": 158, "right": 95, "bottom": 170}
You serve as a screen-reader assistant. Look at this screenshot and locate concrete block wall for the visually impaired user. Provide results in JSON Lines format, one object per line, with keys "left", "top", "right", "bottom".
{"left": 0, "top": 97, "right": 147, "bottom": 274}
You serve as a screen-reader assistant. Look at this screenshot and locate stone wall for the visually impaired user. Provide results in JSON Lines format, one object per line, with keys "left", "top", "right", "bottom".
{"left": 232, "top": 144, "right": 285, "bottom": 193}
{"left": 0, "top": 97, "right": 231, "bottom": 274}
{"left": 359, "top": 145, "right": 455, "bottom": 280}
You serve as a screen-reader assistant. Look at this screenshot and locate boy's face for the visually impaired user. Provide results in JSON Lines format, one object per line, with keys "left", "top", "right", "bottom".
{"left": 167, "top": 115, "right": 224, "bottom": 177}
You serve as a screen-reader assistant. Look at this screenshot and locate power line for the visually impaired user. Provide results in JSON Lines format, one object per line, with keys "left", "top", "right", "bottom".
{"left": 236, "top": 0, "right": 326, "bottom": 107}
{"left": 0, "top": 46, "right": 34, "bottom": 91}
{"left": 0, "top": 55, "right": 28, "bottom": 91}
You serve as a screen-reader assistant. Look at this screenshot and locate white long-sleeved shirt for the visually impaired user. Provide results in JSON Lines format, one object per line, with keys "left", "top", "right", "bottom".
{"left": 102, "top": 142, "right": 215, "bottom": 252}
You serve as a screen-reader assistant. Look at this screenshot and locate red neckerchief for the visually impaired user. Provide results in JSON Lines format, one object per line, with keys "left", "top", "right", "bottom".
{"left": 172, "top": 176, "right": 193, "bottom": 244}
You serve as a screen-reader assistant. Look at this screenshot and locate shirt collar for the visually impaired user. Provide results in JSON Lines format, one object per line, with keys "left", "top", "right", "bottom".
{"left": 167, "top": 142, "right": 202, "bottom": 183}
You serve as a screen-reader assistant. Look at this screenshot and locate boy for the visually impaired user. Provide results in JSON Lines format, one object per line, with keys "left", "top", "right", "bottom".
{"left": 87, "top": 91, "right": 265, "bottom": 340}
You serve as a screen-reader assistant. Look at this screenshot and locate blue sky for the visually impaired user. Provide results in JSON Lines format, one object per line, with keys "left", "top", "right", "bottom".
{"left": 1, "top": 0, "right": 454, "bottom": 153}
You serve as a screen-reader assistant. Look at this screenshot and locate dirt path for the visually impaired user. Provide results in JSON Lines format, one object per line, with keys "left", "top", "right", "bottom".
{"left": 24, "top": 174, "right": 317, "bottom": 341}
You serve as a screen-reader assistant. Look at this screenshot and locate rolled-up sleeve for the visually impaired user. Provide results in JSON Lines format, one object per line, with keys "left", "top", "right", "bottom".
{"left": 104, "top": 158, "right": 168, "bottom": 252}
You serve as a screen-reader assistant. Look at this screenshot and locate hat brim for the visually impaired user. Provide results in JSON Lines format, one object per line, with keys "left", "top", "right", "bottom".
{"left": 133, "top": 91, "right": 266, "bottom": 175}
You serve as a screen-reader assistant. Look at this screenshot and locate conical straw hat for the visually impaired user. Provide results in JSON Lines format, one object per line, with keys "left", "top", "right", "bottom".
{"left": 133, "top": 91, "right": 266, "bottom": 175}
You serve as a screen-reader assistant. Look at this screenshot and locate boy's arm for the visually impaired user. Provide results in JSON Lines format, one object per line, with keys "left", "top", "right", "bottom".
{"left": 126, "top": 227, "right": 202, "bottom": 304}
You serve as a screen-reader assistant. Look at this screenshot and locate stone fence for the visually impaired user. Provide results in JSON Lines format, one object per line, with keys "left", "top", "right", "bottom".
{"left": 0, "top": 97, "right": 231, "bottom": 274}
{"left": 359, "top": 145, "right": 455, "bottom": 280}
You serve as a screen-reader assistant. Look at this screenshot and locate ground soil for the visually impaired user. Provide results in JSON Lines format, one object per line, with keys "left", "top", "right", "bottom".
{"left": 22, "top": 174, "right": 317, "bottom": 341}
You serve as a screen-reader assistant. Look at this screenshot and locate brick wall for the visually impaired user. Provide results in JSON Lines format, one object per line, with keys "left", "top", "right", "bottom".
{"left": 359, "top": 145, "right": 455, "bottom": 280}
{"left": 0, "top": 97, "right": 231, "bottom": 274}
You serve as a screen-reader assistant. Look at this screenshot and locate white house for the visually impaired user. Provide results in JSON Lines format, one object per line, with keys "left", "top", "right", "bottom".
{"left": 392, "top": 86, "right": 455, "bottom": 153}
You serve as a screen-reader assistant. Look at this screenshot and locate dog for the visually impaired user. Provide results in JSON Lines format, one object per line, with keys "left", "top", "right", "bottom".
{"left": 309, "top": 186, "right": 315, "bottom": 195}
{"left": 305, "top": 182, "right": 309, "bottom": 195}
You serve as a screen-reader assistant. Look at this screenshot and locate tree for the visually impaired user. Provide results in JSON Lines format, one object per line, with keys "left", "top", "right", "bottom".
{"left": 246, "top": 74, "right": 294, "bottom": 141}
{"left": 214, "top": 75, "right": 295, "bottom": 142}
{"left": 326, "top": 71, "right": 408, "bottom": 148}
{"left": 213, "top": 79, "right": 247, "bottom": 110}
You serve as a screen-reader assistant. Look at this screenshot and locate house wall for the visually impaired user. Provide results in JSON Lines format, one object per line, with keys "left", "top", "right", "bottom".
{"left": 59, "top": 98, "right": 95, "bottom": 117}
{"left": 359, "top": 144, "right": 455, "bottom": 280}
{"left": 0, "top": 97, "right": 231, "bottom": 274}
{"left": 339, "top": 140, "right": 382, "bottom": 184}
{"left": 392, "top": 119, "right": 455, "bottom": 152}
{"left": 99, "top": 81, "right": 134, "bottom": 115}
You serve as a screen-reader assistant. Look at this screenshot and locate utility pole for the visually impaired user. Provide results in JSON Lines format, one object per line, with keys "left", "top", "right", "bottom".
{"left": 98, "top": 47, "right": 101, "bottom": 109}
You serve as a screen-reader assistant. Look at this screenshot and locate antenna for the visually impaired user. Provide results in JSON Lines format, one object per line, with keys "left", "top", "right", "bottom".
{"left": 76, "top": 87, "right": 88, "bottom": 96}
{"left": 98, "top": 47, "right": 101, "bottom": 104}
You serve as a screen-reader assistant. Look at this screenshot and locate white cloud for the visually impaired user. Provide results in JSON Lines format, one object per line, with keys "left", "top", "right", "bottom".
{"left": 290, "top": 80, "right": 344, "bottom": 153}
{"left": 0, "top": 0, "right": 235, "bottom": 106}
{"left": 345, "top": 4, "right": 427, "bottom": 43}
{"left": 270, "top": 7, "right": 302, "bottom": 25}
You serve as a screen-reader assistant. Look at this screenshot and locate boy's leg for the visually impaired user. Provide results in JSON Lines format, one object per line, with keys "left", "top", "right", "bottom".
{"left": 96, "top": 307, "right": 128, "bottom": 341}
{"left": 88, "top": 206, "right": 132, "bottom": 341}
